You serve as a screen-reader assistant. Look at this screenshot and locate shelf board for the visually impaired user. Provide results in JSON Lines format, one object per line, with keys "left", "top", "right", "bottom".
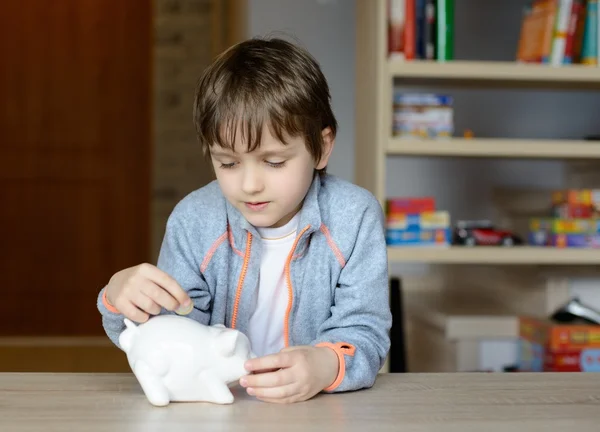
{"left": 387, "top": 246, "right": 600, "bottom": 265}
{"left": 406, "top": 290, "right": 520, "bottom": 338}
{"left": 387, "top": 138, "right": 600, "bottom": 159}
{"left": 389, "top": 60, "right": 600, "bottom": 87}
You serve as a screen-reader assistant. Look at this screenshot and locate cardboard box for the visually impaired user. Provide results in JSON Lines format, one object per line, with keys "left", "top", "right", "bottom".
{"left": 386, "top": 227, "right": 451, "bottom": 247}
{"left": 386, "top": 197, "right": 435, "bottom": 215}
{"left": 552, "top": 203, "right": 596, "bottom": 219}
{"left": 529, "top": 218, "right": 600, "bottom": 235}
{"left": 528, "top": 232, "right": 600, "bottom": 248}
{"left": 386, "top": 211, "right": 451, "bottom": 247}
{"left": 551, "top": 189, "right": 600, "bottom": 206}
{"left": 551, "top": 189, "right": 600, "bottom": 218}
{"left": 518, "top": 316, "right": 600, "bottom": 372}
{"left": 386, "top": 211, "right": 450, "bottom": 230}
{"left": 528, "top": 217, "right": 600, "bottom": 248}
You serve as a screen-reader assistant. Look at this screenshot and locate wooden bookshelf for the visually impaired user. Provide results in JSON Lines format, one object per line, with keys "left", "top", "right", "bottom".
{"left": 388, "top": 138, "right": 600, "bottom": 159}
{"left": 389, "top": 60, "right": 600, "bottom": 88}
{"left": 387, "top": 246, "right": 600, "bottom": 265}
{"left": 356, "top": 1, "right": 600, "bottom": 372}
{"left": 356, "top": 0, "right": 600, "bottom": 266}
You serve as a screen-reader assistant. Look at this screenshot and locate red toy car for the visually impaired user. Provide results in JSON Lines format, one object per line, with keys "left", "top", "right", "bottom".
{"left": 453, "top": 220, "right": 522, "bottom": 247}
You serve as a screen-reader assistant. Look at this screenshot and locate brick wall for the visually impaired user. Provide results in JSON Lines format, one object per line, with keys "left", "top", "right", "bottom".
{"left": 153, "top": 0, "right": 218, "bottom": 260}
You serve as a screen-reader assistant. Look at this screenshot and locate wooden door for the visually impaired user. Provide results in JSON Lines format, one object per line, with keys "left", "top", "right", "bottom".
{"left": 0, "top": 1, "right": 151, "bottom": 336}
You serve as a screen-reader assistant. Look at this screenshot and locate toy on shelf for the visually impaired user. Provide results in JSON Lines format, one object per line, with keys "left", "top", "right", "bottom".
{"left": 463, "top": 129, "right": 474, "bottom": 139}
{"left": 119, "top": 315, "right": 255, "bottom": 406}
{"left": 551, "top": 297, "right": 600, "bottom": 325}
{"left": 452, "top": 220, "right": 522, "bottom": 247}
{"left": 385, "top": 197, "right": 451, "bottom": 247}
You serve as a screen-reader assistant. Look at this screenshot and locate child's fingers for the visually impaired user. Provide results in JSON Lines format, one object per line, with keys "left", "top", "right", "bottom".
{"left": 130, "top": 291, "right": 162, "bottom": 316}
{"left": 139, "top": 264, "right": 191, "bottom": 307}
{"left": 240, "top": 368, "right": 292, "bottom": 388}
{"left": 140, "top": 280, "right": 179, "bottom": 311}
{"left": 119, "top": 300, "right": 150, "bottom": 323}
{"left": 247, "top": 383, "right": 297, "bottom": 402}
{"left": 244, "top": 352, "right": 293, "bottom": 372}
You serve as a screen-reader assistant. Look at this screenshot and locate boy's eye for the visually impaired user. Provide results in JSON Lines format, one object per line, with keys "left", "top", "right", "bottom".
{"left": 219, "top": 162, "right": 236, "bottom": 169}
{"left": 266, "top": 160, "right": 286, "bottom": 168}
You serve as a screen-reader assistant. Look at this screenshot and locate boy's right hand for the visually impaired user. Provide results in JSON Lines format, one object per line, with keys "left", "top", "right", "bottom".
{"left": 104, "top": 263, "right": 192, "bottom": 323}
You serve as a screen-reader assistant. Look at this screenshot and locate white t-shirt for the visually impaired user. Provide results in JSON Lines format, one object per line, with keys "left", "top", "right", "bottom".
{"left": 246, "top": 213, "right": 299, "bottom": 357}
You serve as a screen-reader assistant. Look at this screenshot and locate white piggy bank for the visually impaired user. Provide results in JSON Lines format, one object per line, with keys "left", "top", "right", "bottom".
{"left": 119, "top": 315, "right": 255, "bottom": 406}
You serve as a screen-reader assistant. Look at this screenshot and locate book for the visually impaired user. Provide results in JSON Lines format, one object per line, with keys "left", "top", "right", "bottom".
{"left": 404, "top": 0, "right": 416, "bottom": 59}
{"left": 564, "top": 0, "right": 586, "bottom": 63}
{"left": 389, "top": 0, "right": 406, "bottom": 58}
{"left": 435, "top": 0, "right": 454, "bottom": 61}
{"left": 425, "top": 0, "right": 436, "bottom": 60}
{"left": 516, "top": 0, "right": 559, "bottom": 63}
{"left": 550, "top": 0, "right": 573, "bottom": 65}
{"left": 581, "top": 0, "right": 598, "bottom": 65}
{"left": 415, "top": 0, "right": 426, "bottom": 58}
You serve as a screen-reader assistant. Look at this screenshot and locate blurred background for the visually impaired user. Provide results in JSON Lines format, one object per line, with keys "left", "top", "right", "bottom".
{"left": 0, "top": 0, "right": 246, "bottom": 372}
{"left": 2, "top": 0, "right": 600, "bottom": 375}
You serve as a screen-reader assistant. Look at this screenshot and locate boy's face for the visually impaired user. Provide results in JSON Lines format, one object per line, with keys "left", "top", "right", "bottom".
{"left": 210, "top": 125, "right": 333, "bottom": 228}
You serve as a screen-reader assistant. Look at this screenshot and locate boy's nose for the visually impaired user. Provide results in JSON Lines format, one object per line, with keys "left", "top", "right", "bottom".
{"left": 241, "top": 168, "right": 265, "bottom": 195}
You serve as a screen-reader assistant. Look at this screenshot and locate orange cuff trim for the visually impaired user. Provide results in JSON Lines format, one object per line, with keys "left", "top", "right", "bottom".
{"left": 102, "top": 289, "right": 120, "bottom": 314}
{"left": 316, "top": 342, "right": 356, "bottom": 391}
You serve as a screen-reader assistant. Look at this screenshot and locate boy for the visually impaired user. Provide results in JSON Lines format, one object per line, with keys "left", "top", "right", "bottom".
{"left": 97, "top": 37, "right": 391, "bottom": 404}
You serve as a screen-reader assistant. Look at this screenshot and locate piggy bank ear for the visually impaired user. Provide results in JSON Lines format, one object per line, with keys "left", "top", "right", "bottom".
{"left": 119, "top": 319, "right": 138, "bottom": 352}
{"left": 215, "top": 330, "right": 239, "bottom": 357}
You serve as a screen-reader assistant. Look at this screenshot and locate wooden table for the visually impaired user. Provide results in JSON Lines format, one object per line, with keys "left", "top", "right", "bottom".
{"left": 2, "top": 372, "right": 599, "bottom": 431}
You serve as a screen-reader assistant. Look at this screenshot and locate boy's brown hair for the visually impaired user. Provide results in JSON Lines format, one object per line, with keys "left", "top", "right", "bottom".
{"left": 193, "top": 37, "right": 337, "bottom": 172}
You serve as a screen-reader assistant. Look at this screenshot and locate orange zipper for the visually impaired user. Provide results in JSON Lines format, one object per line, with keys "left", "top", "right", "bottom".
{"left": 231, "top": 232, "right": 252, "bottom": 329}
{"left": 283, "top": 225, "right": 311, "bottom": 347}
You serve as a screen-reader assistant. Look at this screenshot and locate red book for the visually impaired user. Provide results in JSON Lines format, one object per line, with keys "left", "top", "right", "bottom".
{"left": 404, "top": 0, "right": 416, "bottom": 60}
{"left": 564, "top": 0, "right": 585, "bottom": 63}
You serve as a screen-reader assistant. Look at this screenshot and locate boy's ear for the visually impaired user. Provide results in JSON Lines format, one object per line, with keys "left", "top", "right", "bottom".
{"left": 316, "top": 127, "right": 335, "bottom": 170}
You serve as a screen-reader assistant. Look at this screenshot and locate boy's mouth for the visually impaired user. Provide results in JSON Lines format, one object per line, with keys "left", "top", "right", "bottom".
{"left": 245, "top": 201, "right": 269, "bottom": 211}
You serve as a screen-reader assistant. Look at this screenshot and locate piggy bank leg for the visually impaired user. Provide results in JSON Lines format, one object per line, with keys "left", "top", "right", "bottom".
{"left": 133, "top": 360, "right": 170, "bottom": 407}
{"left": 198, "top": 370, "right": 234, "bottom": 404}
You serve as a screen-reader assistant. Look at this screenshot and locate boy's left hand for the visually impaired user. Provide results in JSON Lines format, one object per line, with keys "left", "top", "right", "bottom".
{"left": 240, "top": 345, "right": 339, "bottom": 403}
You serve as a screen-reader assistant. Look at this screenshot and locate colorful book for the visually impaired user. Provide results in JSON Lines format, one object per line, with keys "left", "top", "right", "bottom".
{"left": 581, "top": 0, "right": 598, "bottom": 65}
{"left": 550, "top": 0, "right": 573, "bottom": 65}
{"left": 435, "top": 0, "right": 454, "bottom": 61}
{"left": 517, "top": 0, "right": 559, "bottom": 63}
{"left": 388, "top": 0, "right": 406, "bottom": 58}
{"left": 425, "top": 0, "right": 436, "bottom": 60}
{"left": 404, "top": 0, "right": 416, "bottom": 60}
{"left": 541, "top": 0, "right": 560, "bottom": 63}
{"left": 564, "top": 0, "right": 585, "bottom": 63}
{"left": 415, "top": 0, "right": 426, "bottom": 58}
